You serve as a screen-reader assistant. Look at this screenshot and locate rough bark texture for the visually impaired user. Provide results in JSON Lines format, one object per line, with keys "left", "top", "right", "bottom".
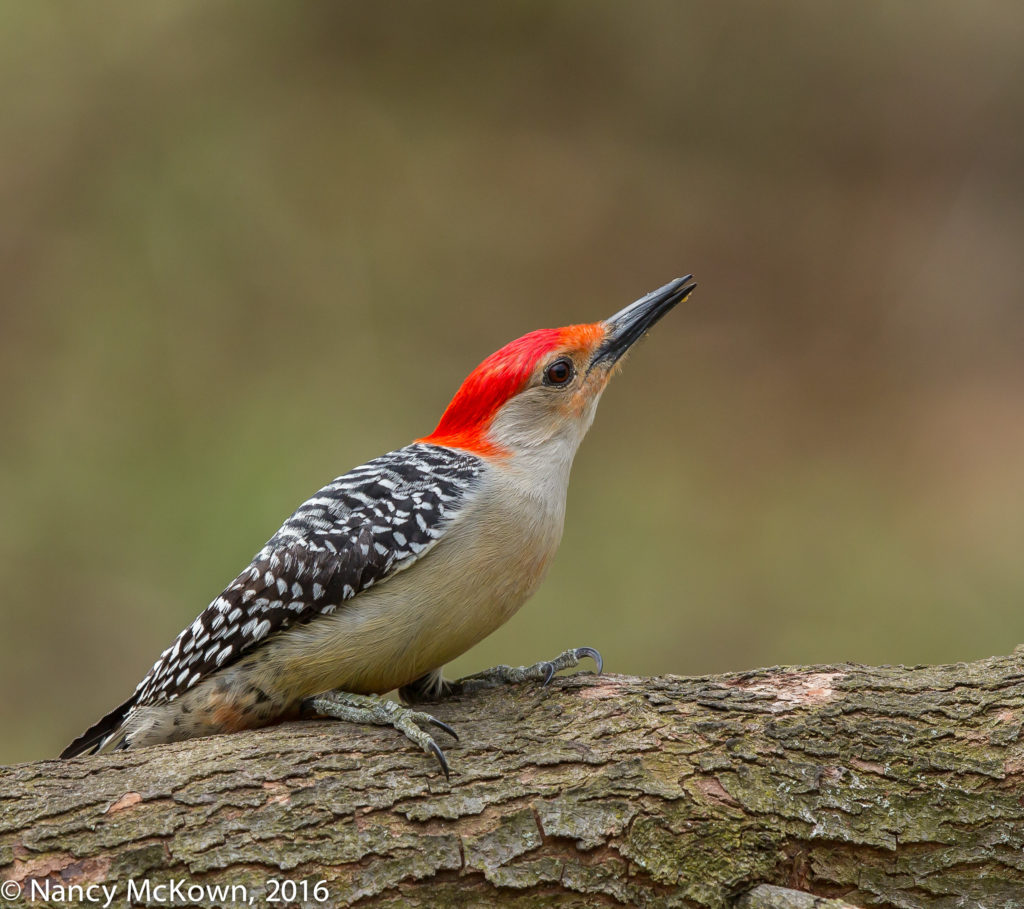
{"left": 5, "top": 653, "right": 1024, "bottom": 908}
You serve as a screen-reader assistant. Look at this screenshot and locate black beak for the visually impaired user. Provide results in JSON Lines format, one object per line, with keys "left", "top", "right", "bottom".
{"left": 591, "top": 276, "right": 697, "bottom": 369}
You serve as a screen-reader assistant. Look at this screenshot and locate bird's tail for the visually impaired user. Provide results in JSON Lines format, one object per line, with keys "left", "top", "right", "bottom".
{"left": 60, "top": 693, "right": 139, "bottom": 758}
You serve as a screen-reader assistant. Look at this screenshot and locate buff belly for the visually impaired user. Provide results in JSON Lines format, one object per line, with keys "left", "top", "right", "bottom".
{"left": 120, "top": 481, "right": 564, "bottom": 748}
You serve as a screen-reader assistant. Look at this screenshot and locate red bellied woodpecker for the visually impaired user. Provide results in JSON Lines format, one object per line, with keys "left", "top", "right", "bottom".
{"left": 62, "top": 276, "right": 697, "bottom": 776}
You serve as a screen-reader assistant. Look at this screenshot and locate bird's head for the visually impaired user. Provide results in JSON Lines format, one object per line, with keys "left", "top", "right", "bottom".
{"left": 421, "top": 276, "right": 696, "bottom": 459}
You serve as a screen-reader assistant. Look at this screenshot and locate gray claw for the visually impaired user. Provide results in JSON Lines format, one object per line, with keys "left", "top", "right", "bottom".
{"left": 541, "top": 662, "right": 556, "bottom": 687}
{"left": 576, "top": 646, "right": 603, "bottom": 675}
{"left": 307, "top": 690, "right": 457, "bottom": 779}
{"left": 429, "top": 717, "right": 459, "bottom": 741}
{"left": 428, "top": 740, "right": 451, "bottom": 780}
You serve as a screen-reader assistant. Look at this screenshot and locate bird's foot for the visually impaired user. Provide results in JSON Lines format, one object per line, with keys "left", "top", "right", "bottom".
{"left": 303, "top": 690, "right": 458, "bottom": 779}
{"left": 454, "top": 646, "right": 603, "bottom": 691}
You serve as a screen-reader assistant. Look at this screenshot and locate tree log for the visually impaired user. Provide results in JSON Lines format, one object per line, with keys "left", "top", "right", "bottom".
{"left": 5, "top": 653, "right": 1024, "bottom": 908}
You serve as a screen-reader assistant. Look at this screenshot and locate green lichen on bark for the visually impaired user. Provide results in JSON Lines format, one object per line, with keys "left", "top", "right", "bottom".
{"left": 5, "top": 654, "right": 1024, "bottom": 907}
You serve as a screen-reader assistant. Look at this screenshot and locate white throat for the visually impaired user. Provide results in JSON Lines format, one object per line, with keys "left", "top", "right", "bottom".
{"left": 487, "top": 391, "right": 603, "bottom": 503}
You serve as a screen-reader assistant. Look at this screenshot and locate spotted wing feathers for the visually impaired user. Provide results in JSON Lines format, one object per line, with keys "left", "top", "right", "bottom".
{"left": 132, "top": 443, "right": 483, "bottom": 706}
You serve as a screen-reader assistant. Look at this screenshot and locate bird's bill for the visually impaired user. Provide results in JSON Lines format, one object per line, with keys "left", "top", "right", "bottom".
{"left": 591, "top": 275, "right": 696, "bottom": 369}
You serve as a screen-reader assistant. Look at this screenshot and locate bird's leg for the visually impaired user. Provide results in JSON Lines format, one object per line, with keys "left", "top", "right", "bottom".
{"left": 402, "top": 647, "right": 603, "bottom": 704}
{"left": 302, "top": 690, "right": 458, "bottom": 779}
{"left": 457, "top": 646, "right": 603, "bottom": 688}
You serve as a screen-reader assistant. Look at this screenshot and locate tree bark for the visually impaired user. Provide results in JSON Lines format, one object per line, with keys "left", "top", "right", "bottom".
{"left": 5, "top": 652, "right": 1024, "bottom": 908}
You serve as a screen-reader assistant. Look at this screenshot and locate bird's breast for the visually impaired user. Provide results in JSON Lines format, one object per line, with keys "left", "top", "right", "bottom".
{"left": 244, "top": 463, "right": 568, "bottom": 699}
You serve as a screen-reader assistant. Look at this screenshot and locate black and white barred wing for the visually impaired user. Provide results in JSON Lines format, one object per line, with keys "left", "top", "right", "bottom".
{"left": 61, "top": 532, "right": 396, "bottom": 758}
{"left": 138, "top": 443, "right": 484, "bottom": 706}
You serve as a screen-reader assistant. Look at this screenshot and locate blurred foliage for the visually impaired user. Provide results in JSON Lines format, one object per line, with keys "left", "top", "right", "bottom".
{"left": 2, "top": 2, "right": 1024, "bottom": 764}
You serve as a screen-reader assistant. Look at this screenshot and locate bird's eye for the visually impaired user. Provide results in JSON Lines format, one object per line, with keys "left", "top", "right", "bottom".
{"left": 543, "top": 358, "right": 575, "bottom": 387}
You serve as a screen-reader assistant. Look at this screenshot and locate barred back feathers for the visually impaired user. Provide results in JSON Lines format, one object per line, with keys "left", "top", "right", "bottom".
{"left": 137, "top": 444, "right": 483, "bottom": 705}
{"left": 62, "top": 444, "right": 483, "bottom": 756}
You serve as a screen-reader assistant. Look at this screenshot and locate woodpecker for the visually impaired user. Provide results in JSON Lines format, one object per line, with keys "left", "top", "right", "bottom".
{"left": 62, "top": 276, "right": 696, "bottom": 775}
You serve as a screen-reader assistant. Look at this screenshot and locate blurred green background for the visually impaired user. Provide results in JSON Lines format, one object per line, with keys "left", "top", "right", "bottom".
{"left": 2, "top": 3, "right": 1023, "bottom": 765}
